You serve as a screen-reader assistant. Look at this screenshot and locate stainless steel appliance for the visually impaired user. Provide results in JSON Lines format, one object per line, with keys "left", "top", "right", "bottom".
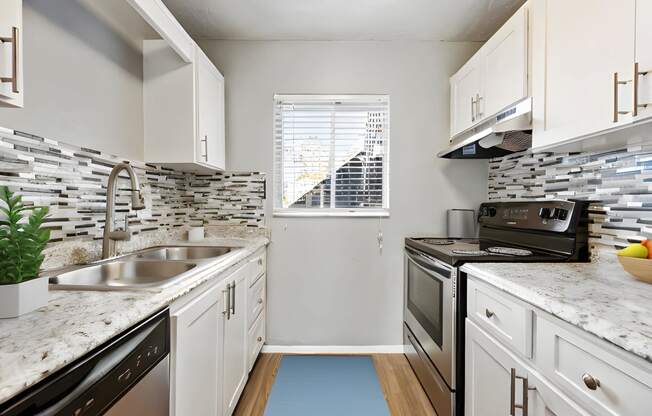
{"left": 447, "top": 209, "right": 476, "bottom": 238}
{"left": 0, "top": 309, "right": 170, "bottom": 416}
{"left": 438, "top": 97, "right": 532, "bottom": 159}
{"left": 404, "top": 200, "right": 591, "bottom": 416}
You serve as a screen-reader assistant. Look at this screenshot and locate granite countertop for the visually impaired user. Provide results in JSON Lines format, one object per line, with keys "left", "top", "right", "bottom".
{"left": 461, "top": 245, "right": 652, "bottom": 363}
{"left": 0, "top": 234, "right": 269, "bottom": 405}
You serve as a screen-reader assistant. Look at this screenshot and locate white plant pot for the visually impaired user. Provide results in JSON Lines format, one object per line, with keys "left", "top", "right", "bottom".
{"left": 0, "top": 277, "right": 49, "bottom": 318}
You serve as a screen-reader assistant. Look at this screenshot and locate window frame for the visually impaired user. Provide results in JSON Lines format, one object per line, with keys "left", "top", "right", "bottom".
{"left": 272, "top": 94, "right": 390, "bottom": 218}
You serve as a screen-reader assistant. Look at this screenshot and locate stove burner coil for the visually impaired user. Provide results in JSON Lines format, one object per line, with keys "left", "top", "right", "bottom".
{"left": 486, "top": 247, "right": 533, "bottom": 256}
{"left": 451, "top": 249, "right": 488, "bottom": 256}
{"left": 421, "top": 239, "right": 455, "bottom": 246}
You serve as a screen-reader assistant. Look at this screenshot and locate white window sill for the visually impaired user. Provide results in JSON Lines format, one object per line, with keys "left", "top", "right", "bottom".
{"left": 273, "top": 209, "right": 390, "bottom": 218}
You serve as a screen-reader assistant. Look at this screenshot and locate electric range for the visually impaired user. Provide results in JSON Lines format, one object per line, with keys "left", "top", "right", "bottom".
{"left": 403, "top": 200, "right": 591, "bottom": 416}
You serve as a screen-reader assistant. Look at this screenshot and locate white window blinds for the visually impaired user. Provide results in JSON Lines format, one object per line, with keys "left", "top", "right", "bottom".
{"left": 273, "top": 95, "right": 390, "bottom": 216}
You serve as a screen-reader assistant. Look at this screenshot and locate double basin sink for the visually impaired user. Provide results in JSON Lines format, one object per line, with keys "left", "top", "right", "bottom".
{"left": 49, "top": 246, "right": 237, "bottom": 291}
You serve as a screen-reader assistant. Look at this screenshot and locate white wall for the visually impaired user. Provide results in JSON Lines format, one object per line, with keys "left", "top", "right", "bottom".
{"left": 200, "top": 40, "right": 488, "bottom": 346}
{"left": 0, "top": 0, "right": 144, "bottom": 160}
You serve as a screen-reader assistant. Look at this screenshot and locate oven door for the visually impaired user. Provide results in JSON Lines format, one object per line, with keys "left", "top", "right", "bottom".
{"left": 404, "top": 247, "right": 456, "bottom": 388}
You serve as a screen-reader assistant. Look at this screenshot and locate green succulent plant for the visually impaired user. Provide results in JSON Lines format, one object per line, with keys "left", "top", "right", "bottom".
{"left": 0, "top": 186, "right": 50, "bottom": 285}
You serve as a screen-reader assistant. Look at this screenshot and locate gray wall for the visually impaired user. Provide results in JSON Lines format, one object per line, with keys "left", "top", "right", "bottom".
{"left": 0, "top": 0, "right": 144, "bottom": 160}
{"left": 200, "top": 40, "right": 488, "bottom": 346}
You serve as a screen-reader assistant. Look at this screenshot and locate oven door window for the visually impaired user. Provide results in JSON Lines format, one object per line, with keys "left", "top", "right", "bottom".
{"left": 407, "top": 259, "right": 443, "bottom": 348}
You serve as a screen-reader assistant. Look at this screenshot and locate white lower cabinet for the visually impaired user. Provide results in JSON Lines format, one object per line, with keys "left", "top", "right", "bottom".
{"left": 170, "top": 248, "right": 268, "bottom": 416}
{"left": 222, "top": 270, "right": 248, "bottom": 416}
{"left": 466, "top": 320, "right": 588, "bottom": 416}
{"left": 170, "top": 283, "right": 224, "bottom": 416}
{"left": 465, "top": 275, "right": 652, "bottom": 416}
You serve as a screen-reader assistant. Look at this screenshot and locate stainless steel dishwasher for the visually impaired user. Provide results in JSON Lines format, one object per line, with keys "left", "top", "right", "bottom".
{"left": 0, "top": 309, "right": 170, "bottom": 416}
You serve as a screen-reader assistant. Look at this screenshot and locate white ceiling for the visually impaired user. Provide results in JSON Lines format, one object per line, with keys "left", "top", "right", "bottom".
{"left": 161, "top": 0, "right": 526, "bottom": 42}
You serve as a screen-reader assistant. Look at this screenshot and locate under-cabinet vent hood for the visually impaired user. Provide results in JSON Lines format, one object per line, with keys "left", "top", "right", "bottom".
{"left": 438, "top": 98, "right": 532, "bottom": 159}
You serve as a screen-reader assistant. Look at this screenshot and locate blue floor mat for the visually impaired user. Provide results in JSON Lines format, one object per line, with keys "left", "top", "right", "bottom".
{"left": 264, "top": 355, "right": 390, "bottom": 416}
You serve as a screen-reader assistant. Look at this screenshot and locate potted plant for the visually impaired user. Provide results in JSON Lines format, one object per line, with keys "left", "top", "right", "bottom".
{"left": 0, "top": 186, "right": 50, "bottom": 318}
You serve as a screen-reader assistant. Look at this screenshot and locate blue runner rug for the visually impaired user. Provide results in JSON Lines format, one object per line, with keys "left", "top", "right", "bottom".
{"left": 264, "top": 355, "right": 390, "bottom": 416}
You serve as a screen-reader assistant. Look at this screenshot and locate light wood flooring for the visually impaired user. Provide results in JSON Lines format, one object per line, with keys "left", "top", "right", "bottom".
{"left": 233, "top": 353, "right": 436, "bottom": 416}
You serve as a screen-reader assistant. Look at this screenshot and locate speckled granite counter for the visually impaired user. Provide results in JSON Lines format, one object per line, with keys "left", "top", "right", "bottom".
{"left": 0, "top": 234, "right": 269, "bottom": 405}
{"left": 461, "top": 245, "right": 652, "bottom": 363}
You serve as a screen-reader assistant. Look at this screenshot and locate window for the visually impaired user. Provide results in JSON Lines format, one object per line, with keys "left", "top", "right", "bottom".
{"left": 273, "top": 95, "right": 390, "bottom": 217}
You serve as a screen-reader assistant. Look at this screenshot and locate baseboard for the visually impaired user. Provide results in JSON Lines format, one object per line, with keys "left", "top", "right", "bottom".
{"left": 261, "top": 345, "right": 405, "bottom": 354}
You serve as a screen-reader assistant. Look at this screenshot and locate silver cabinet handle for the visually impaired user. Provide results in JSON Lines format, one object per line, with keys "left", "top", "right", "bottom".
{"left": 257, "top": 336, "right": 263, "bottom": 342}
{"left": 485, "top": 309, "right": 495, "bottom": 319}
{"left": 510, "top": 368, "right": 535, "bottom": 416}
{"left": 471, "top": 96, "right": 477, "bottom": 122}
{"left": 230, "top": 280, "right": 236, "bottom": 316}
{"left": 0, "top": 27, "right": 18, "bottom": 93}
{"left": 200, "top": 135, "right": 208, "bottom": 162}
{"left": 476, "top": 93, "right": 483, "bottom": 118}
{"left": 258, "top": 258, "right": 263, "bottom": 266}
{"left": 223, "top": 286, "right": 230, "bottom": 320}
{"left": 613, "top": 72, "right": 631, "bottom": 122}
{"left": 634, "top": 62, "right": 650, "bottom": 117}
{"left": 582, "top": 373, "right": 600, "bottom": 390}
{"left": 257, "top": 298, "right": 263, "bottom": 305}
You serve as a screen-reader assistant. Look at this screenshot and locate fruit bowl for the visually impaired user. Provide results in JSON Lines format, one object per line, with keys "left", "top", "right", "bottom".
{"left": 617, "top": 256, "right": 652, "bottom": 283}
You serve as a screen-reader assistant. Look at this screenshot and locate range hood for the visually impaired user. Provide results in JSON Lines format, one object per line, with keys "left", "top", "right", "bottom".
{"left": 438, "top": 98, "right": 532, "bottom": 159}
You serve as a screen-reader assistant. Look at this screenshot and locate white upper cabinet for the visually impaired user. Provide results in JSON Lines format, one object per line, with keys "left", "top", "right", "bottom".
{"left": 482, "top": 5, "right": 528, "bottom": 118}
{"left": 634, "top": 0, "right": 652, "bottom": 122}
{"left": 196, "top": 48, "right": 226, "bottom": 170}
{"left": 450, "top": 4, "right": 529, "bottom": 137}
{"left": 450, "top": 56, "right": 483, "bottom": 136}
{"left": 531, "top": 0, "right": 637, "bottom": 150}
{"left": 143, "top": 41, "right": 226, "bottom": 171}
{"left": 0, "top": 0, "right": 22, "bottom": 108}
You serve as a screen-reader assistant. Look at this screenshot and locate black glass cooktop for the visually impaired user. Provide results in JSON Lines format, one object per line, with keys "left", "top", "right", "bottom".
{"left": 405, "top": 237, "right": 570, "bottom": 267}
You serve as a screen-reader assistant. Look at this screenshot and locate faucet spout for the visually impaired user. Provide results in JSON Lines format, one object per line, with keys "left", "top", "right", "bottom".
{"left": 102, "top": 163, "right": 145, "bottom": 259}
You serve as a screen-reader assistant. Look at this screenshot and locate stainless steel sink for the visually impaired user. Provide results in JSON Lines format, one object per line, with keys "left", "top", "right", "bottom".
{"left": 49, "top": 260, "right": 198, "bottom": 290}
{"left": 126, "top": 246, "right": 234, "bottom": 261}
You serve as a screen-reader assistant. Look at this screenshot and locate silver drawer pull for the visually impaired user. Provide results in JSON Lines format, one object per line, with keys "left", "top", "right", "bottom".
{"left": 582, "top": 373, "right": 601, "bottom": 390}
{"left": 257, "top": 298, "right": 263, "bottom": 304}
{"left": 485, "top": 309, "right": 495, "bottom": 318}
{"left": 257, "top": 336, "right": 262, "bottom": 342}
{"left": 0, "top": 27, "right": 18, "bottom": 93}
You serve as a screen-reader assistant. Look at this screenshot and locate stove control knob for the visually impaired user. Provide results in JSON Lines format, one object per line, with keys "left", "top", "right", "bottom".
{"left": 488, "top": 207, "right": 497, "bottom": 217}
{"left": 539, "top": 207, "right": 551, "bottom": 219}
{"left": 557, "top": 208, "right": 569, "bottom": 220}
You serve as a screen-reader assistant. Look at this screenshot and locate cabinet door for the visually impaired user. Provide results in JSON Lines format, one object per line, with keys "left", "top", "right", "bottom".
{"left": 482, "top": 5, "right": 528, "bottom": 118}
{"left": 635, "top": 0, "right": 652, "bottom": 121}
{"left": 533, "top": 0, "right": 636, "bottom": 148}
{"left": 196, "top": 50, "right": 226, "bottom": 170}
{"left": 529, "top": 371, "right": 590, "bottom": 416}
{"left": 450, "top": 57, "right": 482, "bottom": 136}
{"left": 465, "top": 319, "right": 530, "bottom": 416}
{"left": 0, "top": 0, "right": 22, "bottom": 107}
{"left": 171, "top": 284, "right": 224, "bottom": 416}
{"left": 223, "top": 273, "right": 248, "bottom": 415}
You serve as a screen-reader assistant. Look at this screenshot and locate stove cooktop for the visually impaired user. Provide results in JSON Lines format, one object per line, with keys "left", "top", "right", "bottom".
{"left": 405, "top": 237, "right": 570, "bottom": 267}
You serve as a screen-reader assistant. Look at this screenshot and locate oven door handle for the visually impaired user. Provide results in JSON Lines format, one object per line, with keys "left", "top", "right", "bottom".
{"left": 406, "top": 247, "right": 452, "bottom": 279}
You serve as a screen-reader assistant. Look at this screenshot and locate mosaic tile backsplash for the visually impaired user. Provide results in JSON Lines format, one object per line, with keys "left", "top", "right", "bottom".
{"left": 487, "top": 142, "right": 652, "bottom": 248}
{"left": 0, "top": 125, "right": 265, "bottom": 253}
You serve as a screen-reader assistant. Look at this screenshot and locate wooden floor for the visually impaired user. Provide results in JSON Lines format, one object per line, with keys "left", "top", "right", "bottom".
{"left": 233, "top": 353, "right": 436, "bottom": 416}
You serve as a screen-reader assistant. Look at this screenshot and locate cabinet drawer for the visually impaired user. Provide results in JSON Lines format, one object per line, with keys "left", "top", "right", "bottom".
{"left": 247, "top": 274, "right": 265, "bottom": 329}
{"left": 536, "top": 316, "right": 652, "bottom": 416}
{"left": 247, "top": 250, "right": 266, "bottom": 287}
{"left": 248, "top": 313, "right": 265, "bottom": 371}
{"left": 467, "top": 278, "right": 533, "bottom": 357}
